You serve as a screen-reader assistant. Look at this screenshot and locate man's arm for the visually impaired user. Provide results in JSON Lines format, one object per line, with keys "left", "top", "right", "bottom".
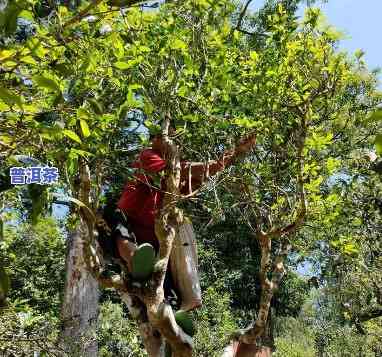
{"left": 180, "top": 132, "right": 257, "bottom": 193}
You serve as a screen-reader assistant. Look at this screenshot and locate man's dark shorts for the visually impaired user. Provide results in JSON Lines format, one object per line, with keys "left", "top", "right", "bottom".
{"left": 97, "top": 208, "right": 137, "bottom": 259}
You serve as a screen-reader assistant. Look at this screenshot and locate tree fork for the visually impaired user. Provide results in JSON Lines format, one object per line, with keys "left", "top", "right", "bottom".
{"left": 145, "top": 115, "right": 193, "bottom": 356}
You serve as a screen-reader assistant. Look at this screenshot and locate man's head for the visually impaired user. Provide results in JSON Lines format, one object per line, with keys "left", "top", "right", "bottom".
{"left": 150, "top": 133, "right": 163, "bottom": 151}
{"left": 149, "top": 126, "right": 176, "bottom": 151}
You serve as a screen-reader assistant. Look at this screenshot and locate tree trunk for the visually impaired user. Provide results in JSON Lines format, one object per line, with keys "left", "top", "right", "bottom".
{"left": 237, "top": 344, "right": 272, "bottom": 357}
{"left": 222, "top": 308, "right": 274, "bottom": 357}
{"left": 120, "top": 292, "right": 166, "bottom": 357}
{"left": 222, "top": 342, "right": 272, "bottom": 357}
{"left": 60, "top": 221, "right": 99, "bottom": 356}
{"left": 236, "top": 311, "right": 273, "bottom": 357}
{"left": 139, "top": 322, "right": 166, "bottom": 357}
{"left": 0, "top": 215, "right": 3, "bottom": 241}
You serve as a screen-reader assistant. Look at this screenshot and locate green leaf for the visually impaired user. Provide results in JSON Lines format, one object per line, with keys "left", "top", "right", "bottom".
{"left": 111, "top": 33, "right": 125, "bottom": 58}
{"left": 114, "top": 58, "right": 142, "bottom": 70}
{"left": 178, "top": 86, "right": 187, "bottom": 97}
{"left": 0, "top": 87, "right": 23, "bottom": 109}
{"left": 126, "top": 86, "right": 143, "bottom": 107}
{"left": 0, "top": 49, "right": 16, "bottom": 61}
{"left": 326, "top": 157, "right": 340, "bottom": 174}
{"left": 118, "top": 104, "right": 129, "bottom": 121}
{"left": 375, "top": 134, "right": 382, "bottom": 155}
{"left": 129, "top": 84, "right": 143, "bottom": 90}
{"left": 136, "top": 45, "right": 151, "bottom": 53}
{"left": 114, "top": 61, "right": 131, "bottom": 70}
{"left": 0, "top": 102, "right": 9, "bottom": 111}
{"left": 66, "top": 152, "right": 78, "bottom": 176}
{"left": 77, "top": 108, "right": 90, "bottom": 120}
{"left": 53, "top": 63, "right": 72, "bottom": 77}
{"left": 80, "top": 119, "right": 91, "bottom": 138}
{"left": 26, "top": 38, "right": 48, "bottom": 59}
{"left": 87, "top": 98, "right": 103, "bottom": 115}
{"left": 70, "top": 149, "right": 94, "bottom": 157}
{"left": 33, "top": 76, "right": 61, "bottom": 93}
{"left": 182, "top": 114, "right": 199, "bottom": 123}
{"left": 145, "top": 120, "right": 161, "bottom": 134}
{"left": 233, "top": 117, "right": 257, "bottom": 128}
{"left": 170, "top": 38, "right": 187, "bottom": 51}
{"left": 249, "top": 51, "right": 259, "bottom": 61}
{"left": 368, "top": 109, "right": 382, "bottom": 122}
{"left": 19, "top": 10, "right": 34, "bottom": 21}
{"left": 62, "top": 129, "right": 82, "bottom": 144}
{"left": 20, "top": 56, "right": 37, "bottom": 65}
{"left": 343, "top": 243, "right": 359, "bottom": 255}
{"left": 354, "top": 49, "right": 365, "bottom": 59}
{"left": 79, "top": 57, "right": 90, "bottom": 72}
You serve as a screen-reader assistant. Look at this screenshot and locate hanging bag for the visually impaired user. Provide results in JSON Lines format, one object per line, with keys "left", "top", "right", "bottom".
{"left": 169, "top": 217, "right": 202, "bottom": 311}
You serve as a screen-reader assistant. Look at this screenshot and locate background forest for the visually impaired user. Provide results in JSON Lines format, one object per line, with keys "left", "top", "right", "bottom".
{"left": 0, "top": 0, "right": 381, "bottom": 356}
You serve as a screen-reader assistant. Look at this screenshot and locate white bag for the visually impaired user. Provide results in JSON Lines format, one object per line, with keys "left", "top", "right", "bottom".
{"left": 169, "top": 218, "right": 202, "bottom": 310}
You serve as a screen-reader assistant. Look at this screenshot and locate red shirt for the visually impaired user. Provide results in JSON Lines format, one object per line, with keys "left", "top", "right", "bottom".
{"left": 117, "top": 148, "right": 236, "bottom": 248}
{"left": 117, "top": 149, "right": 166, "bottom": 228}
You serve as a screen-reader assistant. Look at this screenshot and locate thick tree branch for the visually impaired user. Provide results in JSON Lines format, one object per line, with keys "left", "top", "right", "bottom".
{"left": 343, "top": 303, "right": 382, "bottom": 335}
{"left": 149, "top": 303, "right": 193, "bottom": 356}
{"left": 269, "top": 111, "right": 308, "bottom": 239}
{"left": 73, "top": 124, "right": 191, "bottom": 355}
{"left": 236, "top": 28, "right": 267, "bottom": 37}
{"left": 358, "top": 307, "right": 382, "bottom": 322}
{"left": 130, "top": 115, "right": 192, "bottom": 355}
{"left": 236, "top": 0, "right": 253, "bottom": 31}
{"left": 235, "top": 113, "right": 308, "bottom": 346}
{"left": 236, "top": 232, "right": 273, "bottom": 345}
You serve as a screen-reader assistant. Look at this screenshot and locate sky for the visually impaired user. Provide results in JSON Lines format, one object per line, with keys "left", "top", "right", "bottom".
{"left": 250, "top": 0, "right": 382, "bottom": 84}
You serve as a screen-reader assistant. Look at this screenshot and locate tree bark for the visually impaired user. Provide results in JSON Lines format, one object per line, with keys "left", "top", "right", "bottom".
{"left": 0, "top": 215, "right": 3, "bottom": 241}
{"left": 120, "top": 292, "right": 166, "bottom": 357}
{"left": 222, "top": 342, "right": 272, "bottom": 357}
{"left": 139, "top": 321, "right": 166, "bottom": 356}
{"left": 60, "top": 220, "right": 99, "bottom": 356}
{"left": 236, "top": 345, "right": 272, "bottom": 357}
{"left": 222, "top": 312, "right": 273, "bottom": 357}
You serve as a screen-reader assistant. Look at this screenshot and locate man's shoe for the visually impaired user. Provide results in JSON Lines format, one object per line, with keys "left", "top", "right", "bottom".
{"left": 164, "top": 309, "right": 195, "bottom": 357}
{"left": 131, "top": 243, "right": 156, "bottom": 281}
{"left": 175, "top": 310, "right": 195, "bottom": 337}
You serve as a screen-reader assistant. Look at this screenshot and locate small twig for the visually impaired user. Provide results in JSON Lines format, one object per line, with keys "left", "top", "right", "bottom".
{"left": 62, "top": 0, "right": 145, "bottom": 29}
{"left": 62, "top": 0, "right": 104, "bottom": 28}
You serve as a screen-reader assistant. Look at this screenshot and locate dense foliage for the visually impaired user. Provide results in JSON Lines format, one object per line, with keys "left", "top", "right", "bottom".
{"left": 1, "top": 0, "right": 381, "bottom": 356}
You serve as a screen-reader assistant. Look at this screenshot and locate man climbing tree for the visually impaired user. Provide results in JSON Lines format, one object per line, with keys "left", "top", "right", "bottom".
{"left": 97, "top": 128, "right": 257, "bottom": 316}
